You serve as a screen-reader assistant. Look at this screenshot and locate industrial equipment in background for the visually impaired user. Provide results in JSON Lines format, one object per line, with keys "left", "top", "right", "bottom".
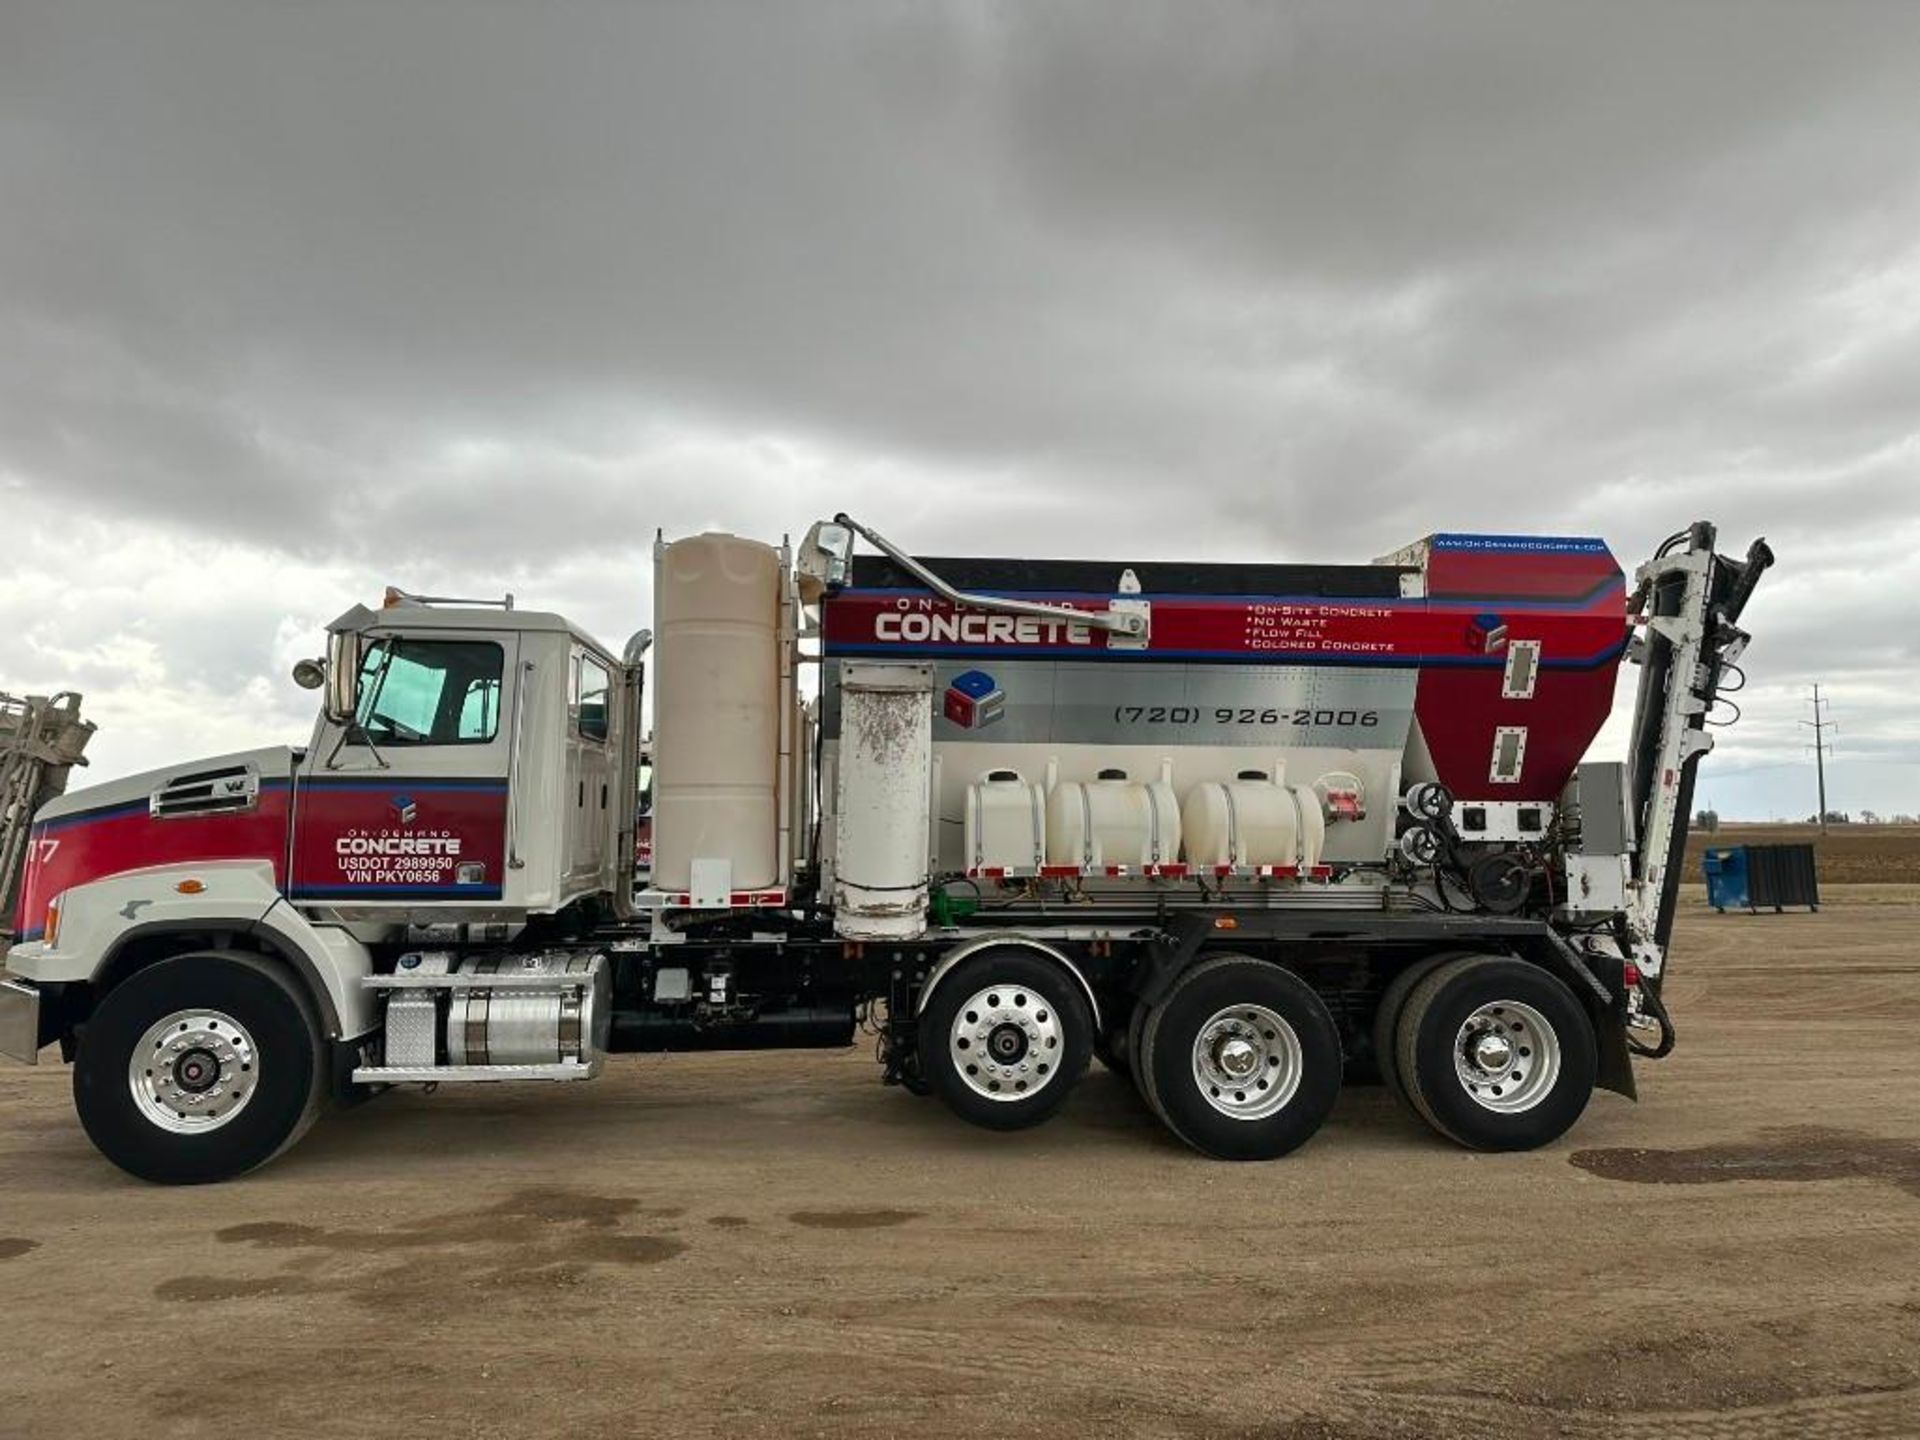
{"left": 0, "top": 694, "right": 93, "bottom": 942}
{"left": 1702, "top": 843, "right": 1820, "bottom": 913}
{"left": 1, "top": 517, "right": 1770, "bottom": 1182}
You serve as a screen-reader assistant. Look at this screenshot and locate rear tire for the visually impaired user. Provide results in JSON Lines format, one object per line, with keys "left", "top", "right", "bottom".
{"left": 1371, "top": 951, "right": 1467, "bottom": 1114}
{"left": 918, "top": 950, "right": 1093, "bottom": 1131}
{"left": 1137, "top": 956, "right": 1343, "bottom": 1161}
{"left": 1395, "top": 955, "right": 1597, "bottom": 1151}
{"left": 74, "top": 952, "right": 326, "bottom": 1184}
{"left": 1126, "top": 996, "right": 1170, "bottom": 1124}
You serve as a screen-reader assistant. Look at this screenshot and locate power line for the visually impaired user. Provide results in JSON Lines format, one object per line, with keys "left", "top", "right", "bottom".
{"left": 1799, "top": 684, "right": 1836, "bottom": 832}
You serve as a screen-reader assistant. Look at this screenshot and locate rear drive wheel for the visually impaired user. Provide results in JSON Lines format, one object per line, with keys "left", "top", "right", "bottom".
{"left": 1126, "top": 996, "right": 1170, "bottom": 1123}
{"left": 1371, "top": 951, "right": 1468, "bottom": 1113}
{"left": 74, "top": 952, "right": 326, "bottom": 1184}
{"left": 1137, "top": 956, "right": 1343, "bottom": 1161}
{"left": 918, "top": 950, "right": 1093, "bottom": 1131}
{"left": 1394, "top": 955, "right": 1597, "bottom": 1151}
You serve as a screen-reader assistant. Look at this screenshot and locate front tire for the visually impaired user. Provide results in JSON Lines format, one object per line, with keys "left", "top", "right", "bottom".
{"left": 1394, "top": 955, "right": 1597, "bottom": 1151}
{"left": 918, "top": 949, "right": 1094, "bottom": 1131}
{"left": 1137, "top": 956, "right": 1343, "bottom": 1161}
{"left": 74, "top": 952, "right": 326, "bottom": 1184}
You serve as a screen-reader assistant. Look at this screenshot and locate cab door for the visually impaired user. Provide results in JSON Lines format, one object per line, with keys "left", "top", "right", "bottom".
{"left": 563, "top": 646, "right": 614, "bottom": 895}
{"left": 291, "top": 628, "right": 519, "bottom": 906}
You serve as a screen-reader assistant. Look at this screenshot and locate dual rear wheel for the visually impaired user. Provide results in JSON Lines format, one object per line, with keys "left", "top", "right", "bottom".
{"left": 1134, "top": 956, "right": 1344, "bottom": 1160}
{"left": 1377, "top": 953, "right": 1598, "bottom": 1151}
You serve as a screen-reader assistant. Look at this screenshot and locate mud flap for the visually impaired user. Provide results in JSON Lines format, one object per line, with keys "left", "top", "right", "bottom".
{"left": 1595, "top": 1014, "right": 1638, "bottom": 1100}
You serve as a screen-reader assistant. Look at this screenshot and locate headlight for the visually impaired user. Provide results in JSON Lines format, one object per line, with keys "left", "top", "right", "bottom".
{"left": 42, "top": 895, "right": 61, "bottom": 948}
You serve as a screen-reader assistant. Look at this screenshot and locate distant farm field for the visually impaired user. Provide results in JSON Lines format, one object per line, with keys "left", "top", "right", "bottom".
{"left": 1684, "top": 821, "right": 1920, "bottom": 885}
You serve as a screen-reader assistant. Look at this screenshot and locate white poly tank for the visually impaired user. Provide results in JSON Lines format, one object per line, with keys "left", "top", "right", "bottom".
{"left": 964, "top": 770, "right": 1046, "bottom": 872}
{"left": 652, "top": 533, "right": 782, "bottom": 893}
{"left": 1045, "top": 770, "right": 1182, "bottom": 868}
{"left": 1181, "top": 771, "right": 1325, "bottom": 869}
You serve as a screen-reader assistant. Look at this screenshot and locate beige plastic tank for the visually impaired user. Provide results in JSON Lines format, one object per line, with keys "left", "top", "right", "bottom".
{"left": 1045, "top": 770, "right": 1182, "bottom": 868}
{"left": 652, "top": 533, "right": 781, "bottom": 893}
{"left": 1181, "top": 771, "right": 1325, "bottom": 869}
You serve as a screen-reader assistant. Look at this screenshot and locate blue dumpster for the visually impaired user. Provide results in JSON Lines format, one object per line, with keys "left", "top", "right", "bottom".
{"left": 1701, "top": 843, "right": 1819, "bottom": 913}
{"left": 1702, "top": 847, "right": 1750, "bottom": 910}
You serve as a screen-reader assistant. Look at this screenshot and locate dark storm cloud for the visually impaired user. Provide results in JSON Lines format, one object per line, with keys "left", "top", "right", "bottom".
{"left": 2, "top": 1, "right": 1917, "bottom": 808}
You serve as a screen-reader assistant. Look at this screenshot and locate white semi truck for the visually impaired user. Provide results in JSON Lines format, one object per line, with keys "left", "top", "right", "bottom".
{"left": 0, "top": 517, "right": 1769, "bottom": 1183}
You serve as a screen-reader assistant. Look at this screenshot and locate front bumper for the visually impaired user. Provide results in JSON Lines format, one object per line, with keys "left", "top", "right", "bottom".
{"left": 0, "top": 976, "right": 40, "bottom": 1065}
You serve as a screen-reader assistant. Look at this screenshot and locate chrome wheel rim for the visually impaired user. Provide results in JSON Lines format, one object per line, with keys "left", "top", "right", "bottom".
{"left": 1454, "top": 1000, "right": 1558, "bottom": 1113}
{"left": 1190, "top": 1004, "right": 1302, "bottom": 1120}
{"left": 949, "top": 985, "right": 1063, "bottom": 1102}
{"left": 129, "top": 1009, "right": 259, "bottom": 1134}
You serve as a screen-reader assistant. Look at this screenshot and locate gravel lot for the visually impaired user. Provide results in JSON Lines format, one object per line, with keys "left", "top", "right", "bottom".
{"left": 3, "top": 888, "right": 1917, "bottom": 1439}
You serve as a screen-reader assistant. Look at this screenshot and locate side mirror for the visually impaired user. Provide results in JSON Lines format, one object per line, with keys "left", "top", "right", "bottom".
{"left": 324, "top": 629, "right": 362, "bottom": 723}
{"left": 291, "top": 658, "right": 327, "bottom": 691}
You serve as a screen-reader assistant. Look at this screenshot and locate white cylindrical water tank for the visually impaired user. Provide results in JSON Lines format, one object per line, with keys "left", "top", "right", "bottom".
{"left": 1045, "top": 770, "right": 1182, "bottom": 868}
{"left": 1181, "top": 773, "right": 1318, "bottom": 868}
{"left": 964, "top": 770, "right": 1046, "bottom": 872}
{"left": 652, "top": 533, "right": 782, "bottom": 893}
{"left": 833, "top": 661, "right": 934, "bottom": 939}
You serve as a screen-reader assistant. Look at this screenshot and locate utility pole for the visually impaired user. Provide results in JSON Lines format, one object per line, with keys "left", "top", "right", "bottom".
{"left": 1801, "top": 685, "right": 1835, "bottom": 833}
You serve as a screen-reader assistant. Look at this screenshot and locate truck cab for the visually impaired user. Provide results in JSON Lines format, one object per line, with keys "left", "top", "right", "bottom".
{"left": 294, "top": 597, "right": 634, "bottom": 923}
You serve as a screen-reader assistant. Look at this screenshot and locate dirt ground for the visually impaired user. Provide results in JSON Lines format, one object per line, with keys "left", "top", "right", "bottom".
{"left": 3, "top": 889, "right": 1918, "bottom": 1440}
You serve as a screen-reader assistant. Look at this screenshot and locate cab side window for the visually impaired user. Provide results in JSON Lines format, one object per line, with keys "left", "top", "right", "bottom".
{"left": 570, "top": 649, "right": 611, "bottom": 744}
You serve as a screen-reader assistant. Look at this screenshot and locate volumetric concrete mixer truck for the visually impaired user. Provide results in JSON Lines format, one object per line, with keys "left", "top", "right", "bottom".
{"left": 0, "top": 517, "right": 1769, "bottom": 1182}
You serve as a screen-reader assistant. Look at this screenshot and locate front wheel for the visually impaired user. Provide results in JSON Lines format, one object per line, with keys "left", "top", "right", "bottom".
{"left": 1394, "top": 955, "right": 1597, "bottom": 1151}
{"left": 918, "top": 949, "right": 1094, "bottom": 1131}
{"left": 1137, "top": 956, "right": 1343, "bottom": 1161}
{"left": 74, "top": 952, "right": 326, "bottom": 1184}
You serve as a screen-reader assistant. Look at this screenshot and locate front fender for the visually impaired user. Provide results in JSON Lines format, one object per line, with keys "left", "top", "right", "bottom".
{"left": 4, "top": 860, "right": 374, "bottom": 1041}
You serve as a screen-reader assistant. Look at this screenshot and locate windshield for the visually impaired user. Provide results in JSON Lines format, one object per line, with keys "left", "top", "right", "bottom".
{"left": 353, "top": 638, "right": 504, "bottom": 745}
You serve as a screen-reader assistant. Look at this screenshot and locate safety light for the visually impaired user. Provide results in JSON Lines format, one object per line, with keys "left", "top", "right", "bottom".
{"left": 174, "top": 878, "right": 206, "bottom": 895}
{"left": 43, "top": 896, "right": 60, "bottom": 947}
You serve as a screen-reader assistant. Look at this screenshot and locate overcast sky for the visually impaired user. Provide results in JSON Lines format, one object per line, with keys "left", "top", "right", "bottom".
{"left": 4, "top": 3, "right": 1917, "bottom": 819}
